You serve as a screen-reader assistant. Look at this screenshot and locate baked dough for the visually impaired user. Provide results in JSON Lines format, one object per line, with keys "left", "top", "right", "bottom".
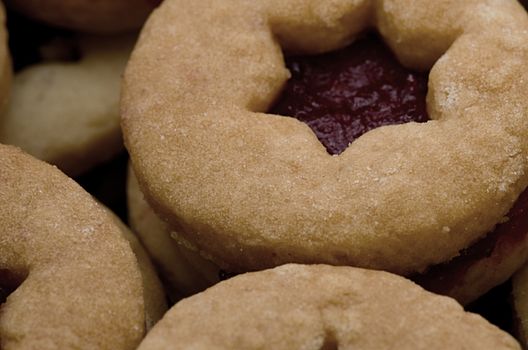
{"left": 110, "top": 210, "right": 167, "bottom": 330}
{"left": 0, "top": 34, "right": 134, "bottom": 176}
{"left": 137, "top": 264, "right": 520, "bottom": 350}
{"left": 0, "top": 145, "right": 145, "bottom": 349}
{"left": 128, "top": 166, "right": 219, "bottom": 300}
{"left": 4, "top": 0, "right": 154, "bottom": 34}
{"left": 122, "top": 0, "right": 528, "bottom": 274}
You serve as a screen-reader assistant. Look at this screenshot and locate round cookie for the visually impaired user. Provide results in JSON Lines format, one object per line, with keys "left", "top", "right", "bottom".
{"left": 122, "top": 0, "right": 528, "bottom": 282}
{"left": 0, "top": 144, "right": 146, "bottom": 349}
{"left": 0, "top": 34, "right": 135, "bottom": 176}
{"left": 138, "top": 264, "right": 520, "bottom": 350}
{"left": 128, "top": 165, "right": 219, "bottom": 300}
{"left": 4, "top": 0, "right": 155, "bottom": 34}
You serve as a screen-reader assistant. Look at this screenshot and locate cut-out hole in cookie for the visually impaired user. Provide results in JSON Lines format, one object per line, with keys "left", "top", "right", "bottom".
{"left": 0, "top": 269, "right": 26, "bottom": 305}
{"left": 270, "top": 33, "right": 429, "bottom": 155}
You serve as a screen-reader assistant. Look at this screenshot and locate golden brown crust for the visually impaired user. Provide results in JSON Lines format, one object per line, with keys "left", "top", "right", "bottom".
{"left": 0, "top": 145, "right": 145, "bottom": 349}
{"left": 4, "top": 0, "right": 153, "bottom": 34}
{"left": 0, "top": 35, "right": 135, "bottom": 176}
{"left": 122, "top": 0, "right": 528, "bottom": 274}
{"left": 138, "top": 264, "right": 520, "bottom": 350}
{"left": 127, "top": 165, "right": 219, "bottom": 300}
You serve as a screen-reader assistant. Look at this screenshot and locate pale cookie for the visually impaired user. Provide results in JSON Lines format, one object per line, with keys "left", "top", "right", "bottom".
{"left": 111, "top": 209, "right": 168, "bottom": 330}
{"left": 0, "top": 145, "right": 145, "bottom": 349}
{"left": 0, "top": 34, "right": 134, "bottom": 176}
{"left": 122, "top": 0, "right": 528, "bottom": 296}
{"left": 138, "top": 264, "right": 520, "bottom": 350}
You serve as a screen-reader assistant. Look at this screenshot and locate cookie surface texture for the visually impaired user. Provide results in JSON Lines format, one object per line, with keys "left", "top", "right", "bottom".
{"left": 4, "top": 0, "right": 153, "bottom": 33}
{"left": 110, "top": 208, "right": 168, "bottom": 330}
{"left": 127, "top": 165, "right": 220, "bottom": 300}
{"left": 122, "top": 0, "right": 528, "bottom": 274}
{"left": 137, "top": 264, "right": 520, "bottom": 350}
{"left": 0, "top": 145, "right": 145, "bottom": 349}
{"left": 0, "top": 35, "right": 134, "bottom": 176}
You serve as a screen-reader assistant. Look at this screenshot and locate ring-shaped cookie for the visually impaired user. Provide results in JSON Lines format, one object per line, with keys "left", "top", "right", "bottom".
{"left": 138, "top": 264, "right": 519, "bottom": 350}
{"left": 4, "top": 0, "right": 154, "bottom": 34}
{"left": 122, "top": 0, "right": 528, "bottom": 274}
{"left": 0, "top": 145, "right": 146, "bottom": 349}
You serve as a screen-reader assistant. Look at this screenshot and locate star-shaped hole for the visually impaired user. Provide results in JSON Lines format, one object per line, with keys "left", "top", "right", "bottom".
{"left": 270, "top": 32, "right": 429, "bottom": 155}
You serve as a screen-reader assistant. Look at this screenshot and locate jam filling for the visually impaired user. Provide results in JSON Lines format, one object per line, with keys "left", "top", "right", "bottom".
{"left": 270, "top": 32, "right": 429, "bottom": 155}
{"left": 413, "top": 187, "right": 528, "bottom": 293}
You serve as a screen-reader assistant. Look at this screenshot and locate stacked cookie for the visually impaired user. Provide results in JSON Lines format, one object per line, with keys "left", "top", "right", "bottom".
{"left": 1, "top": 0, "right": 528, "bottom": 349}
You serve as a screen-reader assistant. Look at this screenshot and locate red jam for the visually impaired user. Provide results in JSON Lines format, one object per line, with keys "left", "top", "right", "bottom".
{"left": 270, "top": 33, "right": 429, "bottom": 155}
{"left": 413, "top": 188, "right": 528, "bottom": 294}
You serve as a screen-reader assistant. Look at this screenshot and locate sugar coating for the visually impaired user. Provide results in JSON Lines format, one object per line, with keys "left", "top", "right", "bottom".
{"left": 138, "top": 264, "right": 520, "bottom": 350}
{"left": 4, "top": 0, "right": 153, "bottom": 33}
{"left": 0, "top": 145, "right": 145, "bottom": 349}
{"left": 122, "top": 0, "right": 528, "bottom": 274}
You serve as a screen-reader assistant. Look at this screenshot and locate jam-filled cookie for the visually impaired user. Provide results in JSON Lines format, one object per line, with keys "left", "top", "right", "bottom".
{"left": 0, "top": 144, "right": 162, "bottom": 349}
{"left": 122, "top": 0, "right": 528, "bottom": 303}
{"left": 4, "top": 0, "right": 155, "bottom": 34}
{"left": 0, "top": 34, "right": 135, "bottom": 176}
{"left": 138, "top": 264, "right": 520, "bottom": 350}
{"left": 128, "top": 166, "right": 219, "bottom": 300}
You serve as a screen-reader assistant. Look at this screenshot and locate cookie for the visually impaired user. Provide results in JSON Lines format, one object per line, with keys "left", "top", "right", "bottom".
{"left": 0, "top": 34, "right": 134, "bottom": 176}
{"left": 0, "top": 145, "right": 151, "bottom": 349}
{"left": 121, "top": 0, "right": 528, "bottom": 302}
{"left": 128, "top": 165, "right": 219, "bottom": 300}
{"left": 138, "top": 264, "right": 520, "bottom": 350}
